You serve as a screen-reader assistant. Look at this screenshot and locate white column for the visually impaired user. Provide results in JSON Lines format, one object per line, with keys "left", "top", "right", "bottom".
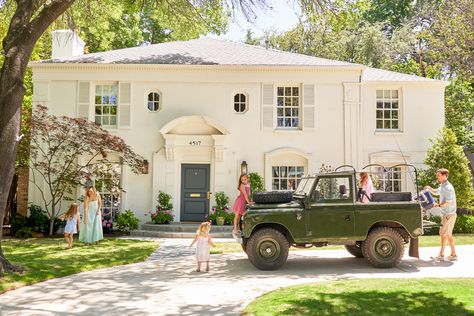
{"left": 343, "top": 82, "right": 362, "bottom": 169}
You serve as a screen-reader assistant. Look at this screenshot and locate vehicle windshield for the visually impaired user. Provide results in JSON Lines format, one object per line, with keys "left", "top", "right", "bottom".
{"left": 294, "top": 177, "right": 316, "bottom": 197}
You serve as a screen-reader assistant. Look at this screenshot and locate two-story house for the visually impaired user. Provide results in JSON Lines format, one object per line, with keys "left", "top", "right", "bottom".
{"left": 28, "top": 30, "right": 448, "bottom": 222}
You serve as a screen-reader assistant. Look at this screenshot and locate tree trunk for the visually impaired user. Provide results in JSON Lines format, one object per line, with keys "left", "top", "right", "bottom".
{"left": 0, "top": 0, "right": 75, "bottom": 274}
{"left": 49, "top": 204, "right": 56, "bottom": 236}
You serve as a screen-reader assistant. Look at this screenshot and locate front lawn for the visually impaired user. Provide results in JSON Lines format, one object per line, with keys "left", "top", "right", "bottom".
{"left": 0, "top": 238, "right": 159, "bottom": 294}
{"left": 212, "top": 234, "right": 474, "bottom": 254}
{"left": 243, "top": 278, "right": 474, "bottom": 316}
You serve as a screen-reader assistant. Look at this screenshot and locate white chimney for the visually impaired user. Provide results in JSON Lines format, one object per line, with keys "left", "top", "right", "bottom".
{"left": 52, "top": 30, "right": 85, "bottom": 59}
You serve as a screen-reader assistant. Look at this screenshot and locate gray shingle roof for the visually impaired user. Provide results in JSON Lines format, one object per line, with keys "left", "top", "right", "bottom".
{"left": 36, "top": 38, "right": 446, "bottom": 84}
{"left": 40, "top": 38, "right": 358, "bottom": 67}
{"left": 362, "top": 67, "right": 442, "bottom": 83}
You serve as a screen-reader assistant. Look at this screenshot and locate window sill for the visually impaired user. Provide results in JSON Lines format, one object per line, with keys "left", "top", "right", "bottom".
{"left": 374, "top": 130, "right": 403, "bottom": 136}
{"left": 273, "top": 128, "right": 303, "bottom": 134}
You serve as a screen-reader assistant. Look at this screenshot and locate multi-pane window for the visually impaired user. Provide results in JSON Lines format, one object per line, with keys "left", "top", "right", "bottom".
{"left": 234, "top": 93, "right": 247, "bottom": 113}
{"left": 95, "top": 84, "right": 118, "bottom": 127}
{"left": 376, "top": 89, "right": 399, "bottom": 130}
{"left": 95, "top": 163, "right": 122, "bottom": 220}
{"left": 147, "top": 92, "right": 161, "bottom": 112}
{"left": 272, "top": 166, "right": 304, "bottom": 190}
{"left": 373, "top": 167, "right": 402, "bottom": 192}
{"left": 277, "top": 86, "right": 300, "bottom": 128}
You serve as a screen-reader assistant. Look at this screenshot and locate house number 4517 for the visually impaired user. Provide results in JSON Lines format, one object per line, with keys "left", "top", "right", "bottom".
{"left": 189, "top": 141, "right": 201, "bottom": 146}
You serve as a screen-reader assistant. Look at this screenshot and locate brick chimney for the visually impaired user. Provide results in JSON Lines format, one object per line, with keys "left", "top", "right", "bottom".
{"left": 52, "top": 30, "right": 85, "bottom": 59}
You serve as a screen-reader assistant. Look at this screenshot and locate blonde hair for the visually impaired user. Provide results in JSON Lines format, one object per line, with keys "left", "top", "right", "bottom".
{"left": 196, "top": 222, "right": 211, "bottom": 236}
{"left": 359, "top": 172, "right": 369, "bottom": 186}
{"left": 64, "top": 203, "right": 79, "bottom": 219}
{"left": 85, "top": 186, "right": 97, "bottom": 199}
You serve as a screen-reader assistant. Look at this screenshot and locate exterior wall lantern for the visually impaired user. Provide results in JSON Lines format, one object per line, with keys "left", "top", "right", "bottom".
{"left": 141, "top": 160, "right": 149, "bottom": 174}
{"left": 241, "top": 160, "right": 248, "bottom": 175}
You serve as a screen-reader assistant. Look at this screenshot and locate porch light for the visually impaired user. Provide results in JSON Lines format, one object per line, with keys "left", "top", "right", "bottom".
{"left": 241, "top": 161, "right": 248, "bottom": 175}
{"left": 141, "top": 160, "right": 149, "bottom": 174}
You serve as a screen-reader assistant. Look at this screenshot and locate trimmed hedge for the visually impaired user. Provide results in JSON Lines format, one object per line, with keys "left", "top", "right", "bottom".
{"left": 425, "top": 214, "right": 474, "bottom": 235}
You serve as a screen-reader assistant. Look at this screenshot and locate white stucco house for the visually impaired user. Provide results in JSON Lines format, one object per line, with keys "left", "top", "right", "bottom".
{"left": 28, "top": 31, "right": 448, "bottom": 223}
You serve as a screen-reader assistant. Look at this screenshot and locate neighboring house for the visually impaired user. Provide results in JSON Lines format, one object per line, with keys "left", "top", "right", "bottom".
{"left": 28, "top": 30, "right": 448, "bottom": 222}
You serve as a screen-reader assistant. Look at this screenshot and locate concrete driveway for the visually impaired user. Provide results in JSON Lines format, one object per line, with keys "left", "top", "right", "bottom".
{"left": 0, "top": 238, "right": 473, "bottom": 316}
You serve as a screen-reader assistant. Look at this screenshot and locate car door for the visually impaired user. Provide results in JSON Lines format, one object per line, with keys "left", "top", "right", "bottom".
{"left": 306, "top": 175, "right": 355, "bottom": 239}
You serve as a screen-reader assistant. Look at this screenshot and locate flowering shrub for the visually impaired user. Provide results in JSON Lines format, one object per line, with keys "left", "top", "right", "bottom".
{"left": 207, "top": 192, "right": 232, "bottom": 225}
{"left": 150, "top": 209, "right": 174, "bottom": 224}
{"left": 102, "top": 210, "right": 114, "bottom": 233}
{"left": 116, "top": 209, "right": 140, "bottom": 233}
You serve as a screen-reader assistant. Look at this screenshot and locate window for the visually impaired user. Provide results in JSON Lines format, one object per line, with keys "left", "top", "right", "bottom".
{"left": 147, "top": 92, "right": 161, "bottom": 112}
{"left": 373, "top": 167, "right": 402, "bottom": 192}
{"left": 234, "top": 93, "right": 247, "bottom": 113}
{"left": 314, "top": 177, "right": 351, "bottom": 201}
{"left": 277, "top": 86, "right": 300, "bottom": 128}
{"left": 95, "top": 84, "right": 118, "bottom": 127}
{"left": 272, "top": 166, "right": 304, "bottom": 190}
{"left": 376, "top": 89, "right": 399, "bottom": 130}
{"left": 94, "top": 163, "right": 122, "bottom": 220}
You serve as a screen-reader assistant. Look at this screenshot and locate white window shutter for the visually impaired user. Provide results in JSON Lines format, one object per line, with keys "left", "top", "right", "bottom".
{"left": 77, "top": 81, "right": 90, "bottom": 119}
{"left": 262, "top": 83, "right": 274, "bottom": 129}
{"left": 303, "top": 84, "right": 315, "bottom": 129}
{"left": 119, "top": 82, "right": 131, "bottom": 128}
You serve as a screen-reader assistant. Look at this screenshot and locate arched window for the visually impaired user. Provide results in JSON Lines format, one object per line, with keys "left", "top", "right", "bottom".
{"left": 234, "top": 93, "right": 247, "bottom": 113}
{"left": 147, "top": 92, "right": 161, "bottom": 112}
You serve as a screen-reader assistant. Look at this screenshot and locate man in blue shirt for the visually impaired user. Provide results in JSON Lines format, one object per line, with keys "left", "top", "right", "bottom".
{"left": 425, "top": 168, "right": 458, "bottom": 261}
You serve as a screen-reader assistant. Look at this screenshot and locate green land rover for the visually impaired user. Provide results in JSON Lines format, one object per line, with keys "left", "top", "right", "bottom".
{"left": 238, "top": 167, "right": 429, "bottom": 270}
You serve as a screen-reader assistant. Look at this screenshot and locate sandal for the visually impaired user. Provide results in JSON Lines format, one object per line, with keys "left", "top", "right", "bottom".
{"left": 195, "top": 269, "right": 201, "bottom": 272}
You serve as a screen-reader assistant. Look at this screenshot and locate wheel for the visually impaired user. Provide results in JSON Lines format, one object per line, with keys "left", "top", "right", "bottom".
{"left": 246, "top": 228, "right": 289, "bottom": 270}
{"left": 253, "top": 191, "right": 293, "bottom": 204}
{"left": 344, "top": 243, "right": 364, "bottom": 258}
{"left": 362, "top": 227, "right": 405, "bottom": 268}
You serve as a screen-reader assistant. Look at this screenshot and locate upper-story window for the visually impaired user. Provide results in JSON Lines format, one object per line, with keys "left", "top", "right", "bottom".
{"left": 234, "top": 93, "right": 247, "bottom": 113}
{"left": 147, "top": 92, "right": 161, "bottom": 112}
{"left": 277, "top": 86, "right": 300, "bottom": 128}
{"left": 376, "top": 89, "right": 399, "bottom": 130}
{"left": 95, "top": 84, "right": 118, "bottom": 127}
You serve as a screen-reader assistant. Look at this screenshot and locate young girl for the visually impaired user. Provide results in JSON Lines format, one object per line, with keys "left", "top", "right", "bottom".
{"left": 359, "top": 172, "right": 374, "bottom": 203}
{"left": 189, "top": 222, "right": 215, "bottom": 272}
{"left": 232, "top": 174, "right": 252, "bottom": 234}
{"left": 59, "top": 203, "right": 80, "bottom": 248}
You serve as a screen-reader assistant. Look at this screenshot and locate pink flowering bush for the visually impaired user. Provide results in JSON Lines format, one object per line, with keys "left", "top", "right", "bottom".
{"left": 150, "top": 209, "right": 174, "bottom": 224}
{"left": 102, "top": 210, "right": 114, "bottom": 233}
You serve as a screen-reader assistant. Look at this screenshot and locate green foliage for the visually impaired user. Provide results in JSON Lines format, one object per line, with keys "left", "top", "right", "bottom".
{"left": 156, "top": 191, "right": 173, "bottom": 211}
{"left": 27, "top": 204, "right": 50, "bottom": 233}
{"left": 249, "top": 172, "right": 264, "bottom": 198}
{"left": 115, "top": 209, "right": 140, "bottom": 233}
{"left": 150, "top": 209, "right": 174, "bottom": 224}
{"left": 453, "top": 215, "right": 474, "bottom": 234}
{"left": 14, "top": 227, "right": 33, "bottom": 239}
{"left": 11, "top": 214, "right": 28, "bottom": 235}
{"left": 424, "top": 128, "right": 474, "bottom": 207}
{"left": 444, "top": 78, "right": 474, "bottom": 147}
{"left": 208, "top": 192, "right": 231, "bottom": 224}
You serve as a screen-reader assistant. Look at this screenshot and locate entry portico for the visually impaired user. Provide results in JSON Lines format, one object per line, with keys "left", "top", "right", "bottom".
{"left": 153, "top": 115, "right": 230, "bottom": 222}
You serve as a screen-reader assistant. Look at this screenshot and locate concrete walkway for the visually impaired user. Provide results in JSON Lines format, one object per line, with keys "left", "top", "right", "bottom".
{"left": 0, "top": 238, "right": 473, "bottom": 316}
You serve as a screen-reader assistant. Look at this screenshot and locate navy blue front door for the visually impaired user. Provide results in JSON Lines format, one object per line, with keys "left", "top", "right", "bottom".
{"left": 180, "top": 164, "right": 210, "bottom": 221}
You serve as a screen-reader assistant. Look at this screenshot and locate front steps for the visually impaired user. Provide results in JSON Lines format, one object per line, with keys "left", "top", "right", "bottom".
{"left": 130, "top": 223, "right": 233, "bottom": 238}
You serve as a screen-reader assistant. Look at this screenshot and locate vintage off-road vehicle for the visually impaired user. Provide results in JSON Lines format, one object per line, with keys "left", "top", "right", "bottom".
{"left": 238, "top": 165, "right": 427, "bottom": 270}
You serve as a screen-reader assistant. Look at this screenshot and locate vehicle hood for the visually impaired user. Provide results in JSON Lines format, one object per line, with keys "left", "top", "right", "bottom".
{"left": 247, "top": 200, "right": 302, "bottom": 211}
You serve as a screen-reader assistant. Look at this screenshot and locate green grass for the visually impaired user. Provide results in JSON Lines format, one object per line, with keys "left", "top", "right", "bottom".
{"left": 0, "top": 238, "right": 159, "bottom": 294}
{"left": 213, "top": 234, "right": 474, "bottom": 254}
{"left": 243, "top": 278, "right": 474, "bottom": 316}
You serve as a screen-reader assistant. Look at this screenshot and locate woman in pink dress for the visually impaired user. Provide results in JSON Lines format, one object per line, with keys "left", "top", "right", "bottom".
{"left": 359, "top": 172, "right": 374, "bottom": 203}
{"left": 232, "top": 174, "right": 252, "bottom": 234}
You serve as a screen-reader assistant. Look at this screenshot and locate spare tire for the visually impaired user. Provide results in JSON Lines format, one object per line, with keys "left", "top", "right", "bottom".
{"left": 253, "top": 191, "right": 293, "bottom": 204}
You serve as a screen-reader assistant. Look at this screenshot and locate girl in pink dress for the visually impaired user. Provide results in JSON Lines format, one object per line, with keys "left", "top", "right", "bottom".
{"left": 359, "top": 172, "right": 374, "bottom": 203}
{"left": 232, "top": 174, "right": 252, "bottom": 234}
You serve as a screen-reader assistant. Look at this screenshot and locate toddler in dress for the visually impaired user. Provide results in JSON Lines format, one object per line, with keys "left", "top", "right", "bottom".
{"left": 59, "top": 203, "right": 80, "bottom": 249}
{"left": 189, "top": 222, "right": 215, "bottom": 272}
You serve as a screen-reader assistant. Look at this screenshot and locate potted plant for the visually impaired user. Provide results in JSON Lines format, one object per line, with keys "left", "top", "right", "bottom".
{"left": 213, "top": 192, "right": 230, "bottom": 226}
{"left": 149, "top": 191, "right": 174, "bottom": 224}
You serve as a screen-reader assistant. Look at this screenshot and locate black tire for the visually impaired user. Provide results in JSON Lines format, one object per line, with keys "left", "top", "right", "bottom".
{"left": 253, "top": 191, "right": 293, "bottom": 204}
{"left": 246, "top": 228, "right": 289, "bottom": 270}
{"left": 344, "top": 243, "right": 364, "bottom": 258}
{"left": 362, "top": 227, "right": 405, "bottom": 268}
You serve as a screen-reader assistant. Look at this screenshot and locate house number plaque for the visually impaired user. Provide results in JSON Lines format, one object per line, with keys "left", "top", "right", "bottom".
{"left": 189, "top": 141, "right": 202, "bottom": 146}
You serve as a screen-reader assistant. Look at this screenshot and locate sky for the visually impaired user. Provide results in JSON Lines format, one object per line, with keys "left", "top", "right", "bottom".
{"left": 208, "top": 0, "right": 301, "bottom": 42}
